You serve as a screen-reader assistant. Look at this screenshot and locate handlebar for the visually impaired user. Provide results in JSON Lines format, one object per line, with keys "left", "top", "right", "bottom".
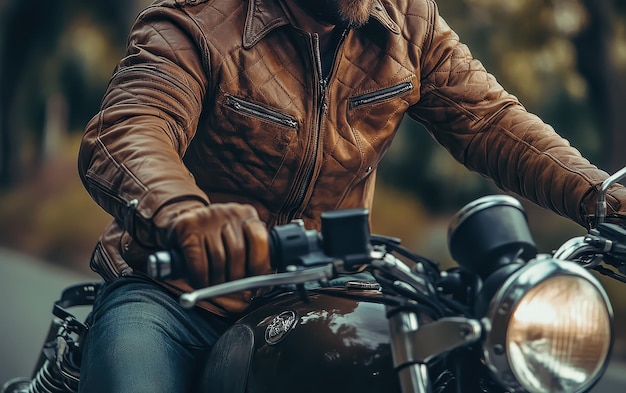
{"left": 148, "top": 166, "right": 626, "bottom": 287}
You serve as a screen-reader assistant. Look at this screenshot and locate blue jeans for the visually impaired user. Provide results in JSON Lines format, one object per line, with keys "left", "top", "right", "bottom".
{"left": 78, "top": 277, "right": 230, "bottom": 393}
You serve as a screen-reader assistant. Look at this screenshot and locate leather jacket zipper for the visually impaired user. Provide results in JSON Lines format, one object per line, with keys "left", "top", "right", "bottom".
{"left": 291, "top": 76, "right": 327, "bottom": 211}
{"left": 85, "top": 174, "right": 141, "bottom": 240}
{"left": 349, "top": 82, "right": 413, "bottom": 108}
{"left": 85, "top": 174, "right": 129, "bottom": 207}
{"left": 225, "top": 95, "right": 299, "bottom": 129}
{"left": 279, "top": 30, "right": 347, "bottom": 223}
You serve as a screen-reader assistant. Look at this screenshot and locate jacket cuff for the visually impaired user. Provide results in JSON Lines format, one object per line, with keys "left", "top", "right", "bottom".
{"left": 579, "top": 183, "right": 626, "bottom": 229}
{"left": 132, "top": 195, "right": 209, "bottom": 249}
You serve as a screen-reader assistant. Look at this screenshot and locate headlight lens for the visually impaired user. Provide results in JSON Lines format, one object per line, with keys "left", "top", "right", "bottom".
{"left": 508, "top": 276, "right": 611, "bottom": 392}
{"left": 484, "top": 259, "right": 613, "bottom": 393}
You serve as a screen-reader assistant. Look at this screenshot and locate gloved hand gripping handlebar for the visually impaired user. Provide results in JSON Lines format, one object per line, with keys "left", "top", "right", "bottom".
{"left": 148, "top": 208, "right": 372, "bottom": 280}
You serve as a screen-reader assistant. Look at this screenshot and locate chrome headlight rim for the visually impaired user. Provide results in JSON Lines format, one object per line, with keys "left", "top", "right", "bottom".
{"left": 482, "top": 257, "right": 614, "bottom": 393}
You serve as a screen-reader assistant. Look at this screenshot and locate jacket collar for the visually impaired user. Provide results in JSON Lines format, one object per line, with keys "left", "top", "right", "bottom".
{"left": 243, "top": 0, "right": 400, "bottom": 49}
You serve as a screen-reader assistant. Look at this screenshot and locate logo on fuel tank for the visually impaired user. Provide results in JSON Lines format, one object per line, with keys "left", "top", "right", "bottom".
{"left": 265, "top": 311, "right": 298, "bottom": 345}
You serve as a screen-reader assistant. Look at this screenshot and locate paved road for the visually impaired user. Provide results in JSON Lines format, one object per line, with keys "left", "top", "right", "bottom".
{"left": 0, "top": 248, "right": 98, "bottom": 386}
{"left": 1, "top": 248, "right": 625, "bottom": 391}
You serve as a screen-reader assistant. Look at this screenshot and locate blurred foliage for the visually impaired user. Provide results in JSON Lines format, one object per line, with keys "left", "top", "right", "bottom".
{"left": 0, "top": 135, "right": 111, "bottom": 273}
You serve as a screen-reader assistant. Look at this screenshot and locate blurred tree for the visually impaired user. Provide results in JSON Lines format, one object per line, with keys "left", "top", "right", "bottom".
{"left": 0, "top": 0, "right": 151, "bottom": 188}
{"left": 0, "top": 0, "right": 59, "bottom": 186}
{"left": 573, "top": 0, "right": 626, "bottom": 172}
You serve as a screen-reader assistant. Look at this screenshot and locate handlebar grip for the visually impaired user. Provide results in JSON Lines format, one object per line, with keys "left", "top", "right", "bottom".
{"left": 146, "top": 229, "right": 286, "bottom": 279}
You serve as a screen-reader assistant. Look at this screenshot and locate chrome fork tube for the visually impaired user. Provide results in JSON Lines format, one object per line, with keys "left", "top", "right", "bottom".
{"left": 387, "top": 308, "right": 432, "bottom": 393}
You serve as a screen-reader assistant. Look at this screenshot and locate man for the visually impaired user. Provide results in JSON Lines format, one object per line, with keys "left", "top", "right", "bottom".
{"left": 77, "top": 0, "right": 626, "bottom": 391}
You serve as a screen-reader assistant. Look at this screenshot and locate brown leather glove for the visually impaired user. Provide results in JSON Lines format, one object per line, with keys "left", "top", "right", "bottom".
{"left": 162, "top": 202, "right": 273, "bottom": 289}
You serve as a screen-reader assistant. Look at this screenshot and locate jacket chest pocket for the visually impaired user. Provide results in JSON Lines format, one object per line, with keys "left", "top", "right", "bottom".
{"left": 344, "top": 82, "right": 414, "bottom": 173}
{"left": 218, "top": 95, "right": 299, "bottom": 189}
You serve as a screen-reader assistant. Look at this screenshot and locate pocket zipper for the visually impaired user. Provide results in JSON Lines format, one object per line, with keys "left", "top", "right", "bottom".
{"left": 350, "top": 82, "right": 413, "bottom": 108}
{"left": 225, "top": 95, "right": 298, "bottom": 129}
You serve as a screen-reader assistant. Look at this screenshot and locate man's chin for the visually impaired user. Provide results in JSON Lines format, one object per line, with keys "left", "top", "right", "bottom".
{"left": 290, "top": 0, "right": 369, "bottom": 28}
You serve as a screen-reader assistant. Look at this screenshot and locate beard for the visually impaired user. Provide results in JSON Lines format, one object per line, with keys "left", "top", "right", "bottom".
{"left": 292, "top": 0, "right": 376, "bottom": 27}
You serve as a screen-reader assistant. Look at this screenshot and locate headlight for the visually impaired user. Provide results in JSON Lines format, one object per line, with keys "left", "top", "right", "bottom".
{"left": 483, "top": 257, "right": 613, "bottom": 393}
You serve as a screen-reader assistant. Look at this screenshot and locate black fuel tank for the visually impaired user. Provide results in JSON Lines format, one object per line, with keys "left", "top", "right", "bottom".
{"left": 203, "top": 287, "right": 400, "bottom": 393}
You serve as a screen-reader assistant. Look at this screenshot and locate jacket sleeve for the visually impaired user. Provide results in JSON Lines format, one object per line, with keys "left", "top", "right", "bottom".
{"left": 78, "top": 4, "right": 210, "bottom": 248}
{"left": 407, "top": 1, "right": 626, "bottom": 228}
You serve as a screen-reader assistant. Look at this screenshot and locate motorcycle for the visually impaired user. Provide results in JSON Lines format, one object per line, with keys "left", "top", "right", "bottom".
{"left": 3, "top": 166, "right": 626, "bottom": 393}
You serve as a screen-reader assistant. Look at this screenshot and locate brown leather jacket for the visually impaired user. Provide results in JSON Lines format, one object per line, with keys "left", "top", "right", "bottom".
{"left": 78, "top": 0, "right": 626, "bottom": 315}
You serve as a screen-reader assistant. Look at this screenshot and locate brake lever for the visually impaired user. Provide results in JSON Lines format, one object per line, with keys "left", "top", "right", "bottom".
{"left": 179, "top": 264, "right": 336, "bottom": 308}
{"left": 595, "top": 166, "right": 626, "bottom": 225}
{"left": 592, "top": 264, "right": 626, "bottom": 284}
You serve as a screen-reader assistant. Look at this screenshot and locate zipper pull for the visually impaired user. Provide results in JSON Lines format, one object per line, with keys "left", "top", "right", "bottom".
{"left": 320, "top": 78, "right": 328, "bottom": 107}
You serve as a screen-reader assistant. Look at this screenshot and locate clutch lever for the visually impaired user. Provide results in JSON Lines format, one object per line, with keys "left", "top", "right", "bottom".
{"left": 179, "top": 264, "right": 335, "bottom": 308}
